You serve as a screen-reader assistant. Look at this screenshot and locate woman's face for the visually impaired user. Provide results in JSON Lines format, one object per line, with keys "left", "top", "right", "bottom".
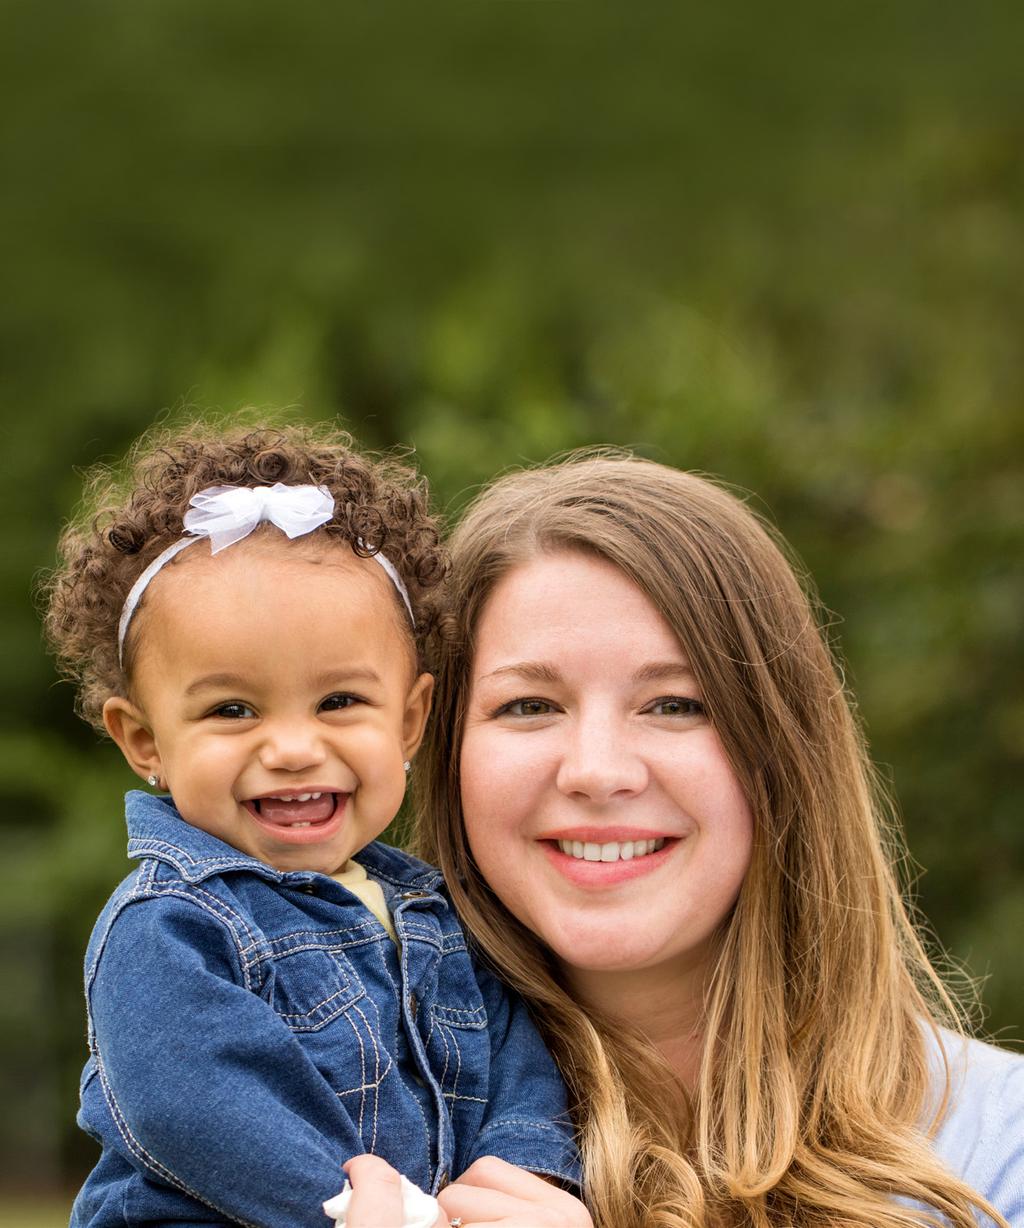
{"left": 460, "top": 550, "right": 753, "bottom": 988}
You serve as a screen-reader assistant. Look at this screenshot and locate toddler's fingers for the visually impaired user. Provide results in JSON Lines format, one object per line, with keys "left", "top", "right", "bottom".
{"left": 340, "top": 1154, "right": 406, "bottom": 1228}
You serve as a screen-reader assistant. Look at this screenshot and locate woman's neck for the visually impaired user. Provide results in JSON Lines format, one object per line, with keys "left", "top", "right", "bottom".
{"left": 560, "top": 956, "right": 710, "bottom": 1089}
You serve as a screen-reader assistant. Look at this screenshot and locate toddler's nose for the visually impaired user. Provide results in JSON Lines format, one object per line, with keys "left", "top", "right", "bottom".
{"left": 257, "top": 720, "right": 328, "bottom": 773}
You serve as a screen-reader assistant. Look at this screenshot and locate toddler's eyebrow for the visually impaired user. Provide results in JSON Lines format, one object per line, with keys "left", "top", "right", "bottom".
{"left": 184, "top": 667, "right": 385, "bottom": 697}
{"left": 310, "top": 667, "right": 384, "bottom": 688}
{"left": 184, "top": 672, "right": 249, "bottom": 696}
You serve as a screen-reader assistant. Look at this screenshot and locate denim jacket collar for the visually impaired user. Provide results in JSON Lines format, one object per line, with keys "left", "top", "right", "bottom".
{"left": 124, "top": 790, "right": 444, "bottom": 898}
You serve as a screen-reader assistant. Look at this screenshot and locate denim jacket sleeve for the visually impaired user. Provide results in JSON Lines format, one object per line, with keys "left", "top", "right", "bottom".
{"left": 464, "top": 958, "right": 581, "bottom": 1188}
{"left": 87, "top": 890, "right": 364, "bottom": 1228}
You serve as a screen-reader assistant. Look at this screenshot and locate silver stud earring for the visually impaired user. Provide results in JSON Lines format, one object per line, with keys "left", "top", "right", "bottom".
{"left": 147, "top": 774, "right": 160, "bottom": 788}
{"left": 403, "top": 761, "right": 411, "bottom": 773}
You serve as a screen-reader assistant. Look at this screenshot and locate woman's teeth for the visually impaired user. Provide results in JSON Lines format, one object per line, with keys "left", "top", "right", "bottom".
{"left": 557, "top": 838, "right": 666, "bottom": 862}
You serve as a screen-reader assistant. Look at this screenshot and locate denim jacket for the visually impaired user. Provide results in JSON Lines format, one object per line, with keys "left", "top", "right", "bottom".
{"left": 71, "top": 792, "right": 579, "bottom": 1228}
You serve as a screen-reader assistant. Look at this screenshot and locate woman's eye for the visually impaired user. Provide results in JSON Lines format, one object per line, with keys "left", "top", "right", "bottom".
{"left": 319, "top": 693, "right": 360, "bottom": 712}
{"left": 497, "top": 698, "right": 555, "bottom": 717}
{"left": 645, "top": 696, "right": 705, "bottom": 718}
{"left": 211, "top": 702, "right": 256, "bottom": 720}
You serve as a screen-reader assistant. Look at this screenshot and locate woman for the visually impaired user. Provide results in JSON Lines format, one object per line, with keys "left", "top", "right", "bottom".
{"left": 354, "top": 455, "right": 1022, "bottom": 1227}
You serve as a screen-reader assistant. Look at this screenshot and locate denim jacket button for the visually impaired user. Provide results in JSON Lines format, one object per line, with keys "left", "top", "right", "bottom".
{"left": 408, "top": 992, "right": 418, "bottom": 1019}
{"left": 437, "top": 1169, "right": 449, "bottom": 1189}
{"left": 401, "top": 889, "right": 430, "bottom": 900}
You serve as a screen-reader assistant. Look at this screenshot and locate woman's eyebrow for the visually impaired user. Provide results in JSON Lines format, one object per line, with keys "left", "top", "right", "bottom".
{"left": 633, "top": 661, "right": 697, "bottom": 684}
{"left": 478, "top": 661, "right": 561, "bottom": 684}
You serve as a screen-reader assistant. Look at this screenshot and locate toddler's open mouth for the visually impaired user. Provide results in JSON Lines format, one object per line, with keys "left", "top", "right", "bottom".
{"left": 244, "top": 791, "right": 341, "bottom": 829}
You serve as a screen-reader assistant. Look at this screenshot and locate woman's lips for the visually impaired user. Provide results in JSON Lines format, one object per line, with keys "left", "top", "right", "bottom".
{"left": 243, "top": 792, "right": 347, "bottom": 842}
{"left": 541, "top": 834, "right": 677, "bottom": 886}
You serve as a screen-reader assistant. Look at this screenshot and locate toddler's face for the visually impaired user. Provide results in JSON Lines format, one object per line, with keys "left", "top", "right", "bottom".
{"left": 104, "top": 536, "right": 432, "bottom": 875}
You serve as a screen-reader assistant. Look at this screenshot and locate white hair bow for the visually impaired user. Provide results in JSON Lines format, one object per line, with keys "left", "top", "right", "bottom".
{"left": 184, "top": 483, "right": 335, "bottom": 553}
{"left": 117, "top": 483, "right": 413, "bottom": 663}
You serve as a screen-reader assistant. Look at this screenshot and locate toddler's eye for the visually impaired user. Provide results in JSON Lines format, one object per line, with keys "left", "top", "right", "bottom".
{"left": 497, "top": 698, "right": 555, "bottom": 717}
{"left": 645, "top": 696, "right": 705, "bottom": 718}
{"left": 212, "top": 702, "right": 256, "bottom": 720}
{"left": 320, "top": 693, "right": 360, "bottom": 712}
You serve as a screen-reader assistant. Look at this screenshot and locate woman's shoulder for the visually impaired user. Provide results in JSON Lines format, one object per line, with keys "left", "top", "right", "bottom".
{"left": 928, "top": 1027, "right": 1024, "bottom": 1220}
{"left": 931, "top": 1026, "right": 1024, "bottom": 1109}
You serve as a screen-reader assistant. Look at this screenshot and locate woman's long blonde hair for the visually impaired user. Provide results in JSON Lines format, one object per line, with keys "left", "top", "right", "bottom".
{"left": 416, "top": 454, "right": 1003, "bottom": 1228}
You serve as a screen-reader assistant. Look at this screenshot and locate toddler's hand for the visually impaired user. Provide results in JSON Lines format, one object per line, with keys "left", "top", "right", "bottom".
{"left": 328, "top": 1156, "right": 444, "bottom": 1228}
{"left": 437, "top": 1156, "right": 593, "bottom": 1227}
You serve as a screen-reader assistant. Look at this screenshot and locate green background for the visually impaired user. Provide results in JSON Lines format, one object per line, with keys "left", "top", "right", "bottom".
{"left": 2, "top": 2, "right": 1021, "bottom": 1218}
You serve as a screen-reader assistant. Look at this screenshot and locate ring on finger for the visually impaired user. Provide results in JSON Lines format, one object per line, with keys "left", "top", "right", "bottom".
{"left": 448, "top": 1219, "right": 464, "bottom": 1228}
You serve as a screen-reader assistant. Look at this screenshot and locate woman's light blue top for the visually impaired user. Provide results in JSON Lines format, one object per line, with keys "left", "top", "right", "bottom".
{"left": 924, "top": 1030, "right": 1024, "bottom": 1225}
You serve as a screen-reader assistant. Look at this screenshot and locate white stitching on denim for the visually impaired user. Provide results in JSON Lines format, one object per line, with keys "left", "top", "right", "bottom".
{"left": 141, "top": 884, "right": 258, "bottom": 991}
{"left": 442, "top": 1092, "right": 488, "bottom": 1103}
{"left": 94, "top": 1051, "right": 259, "bottom": 1228}
{"left": 333, "top": 1056, "right": 394, "bottom": 1098}
{"left": 86, "top": 880, "right": 255, "bottom": 1009}
{"left": 252, "top": 934, "right": 380, "bottom": 961}
{"left": 85, "top": 872, "right": 147, "bottom": 992}
{"left": 275, "top": 986, "right": 359, "bottom": 1022}
{"left": 349, "top": 999, "right": 382, "bottom": 1153}
{"left": 430, "top": 1005, "right": 486, "bottom": 1021}
{"left": 242, "top": 917, "right": 380, "bottom": 955}
{"left": 129, "top": 836, "right": 261, "bottom": 869}
{"left": 433, "top": 1018, "right": 451, "bottom": 1090}
{"left": 447, "top": 1023, "right": 463, "bottom": 1098}
{"left": 342, "top": 1001, "right": 369, "bottom": 1138}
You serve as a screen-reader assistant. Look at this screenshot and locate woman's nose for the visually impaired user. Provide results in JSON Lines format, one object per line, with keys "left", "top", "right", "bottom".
{"left": 554, "top": 717, "right": 648, "bottom": 803}
{"left": 257, "top": 720, "right": 328, "bottom": 773}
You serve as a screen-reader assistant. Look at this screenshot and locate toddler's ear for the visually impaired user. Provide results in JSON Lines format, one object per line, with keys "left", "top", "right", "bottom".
{"left": 103, "top": 697, "right": 161, "bottom": 783}
{"left": 402, "top": 672, "right": 434, "bottom": 761}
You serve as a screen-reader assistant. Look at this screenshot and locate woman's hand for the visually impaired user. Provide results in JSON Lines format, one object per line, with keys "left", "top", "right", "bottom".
{"left": 438, "top": 1157, "right": 593, "bottom": 1227}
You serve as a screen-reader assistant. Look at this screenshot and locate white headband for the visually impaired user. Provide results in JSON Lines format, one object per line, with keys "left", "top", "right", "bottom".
{"left": 117, "top": 483, "right": 415, "bottom": 664}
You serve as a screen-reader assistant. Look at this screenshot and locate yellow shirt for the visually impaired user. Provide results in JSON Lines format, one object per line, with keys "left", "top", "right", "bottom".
{"left": 331, "top": 859, "right": 397, "bottom": 943}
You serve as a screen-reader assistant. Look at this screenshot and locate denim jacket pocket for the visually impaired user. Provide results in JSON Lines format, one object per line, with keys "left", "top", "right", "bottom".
{"left": 425, "top": 1000, "right": 489, "bottom": 1108}
{"left": 269, "top": 944, "right": 365, "bottom": 1032}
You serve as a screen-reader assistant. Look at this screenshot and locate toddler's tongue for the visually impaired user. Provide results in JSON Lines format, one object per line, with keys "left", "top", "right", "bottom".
{"left": 258, "top": 794, "right": 336, "bottom": 826}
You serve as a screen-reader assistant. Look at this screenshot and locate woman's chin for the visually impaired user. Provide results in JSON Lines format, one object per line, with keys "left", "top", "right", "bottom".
{"left": 549, "top": 930, "right": 671, "bottom": 979}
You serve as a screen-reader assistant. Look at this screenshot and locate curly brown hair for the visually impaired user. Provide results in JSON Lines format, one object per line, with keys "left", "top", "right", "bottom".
{"left": 42, "top": 419, "right": 447, "bottom": 732}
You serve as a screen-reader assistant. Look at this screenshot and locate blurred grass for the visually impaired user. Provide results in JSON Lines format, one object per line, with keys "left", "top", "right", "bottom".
{"left": 0, "top": 1201, "right": 71, "bottom": 1228}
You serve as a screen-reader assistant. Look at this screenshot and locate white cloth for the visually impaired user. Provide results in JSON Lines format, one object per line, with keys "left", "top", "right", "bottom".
{"left": 323, "top": 1175, "right": 439, "bottom": 1228}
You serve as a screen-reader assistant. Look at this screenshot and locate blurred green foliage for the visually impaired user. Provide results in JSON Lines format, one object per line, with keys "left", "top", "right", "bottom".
{"left": 2, "top": 0, "right": 1021, "bottom": 1200}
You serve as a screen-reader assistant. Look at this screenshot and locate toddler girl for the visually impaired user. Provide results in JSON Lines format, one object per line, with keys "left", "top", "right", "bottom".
{"left": 45, "top": 422, "right": 578, "bottom": 1228}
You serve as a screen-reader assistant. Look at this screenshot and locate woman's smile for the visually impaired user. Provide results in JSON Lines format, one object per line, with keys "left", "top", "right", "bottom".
{"left": 542, "top": 833, "right": 675, "bottom": 886}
